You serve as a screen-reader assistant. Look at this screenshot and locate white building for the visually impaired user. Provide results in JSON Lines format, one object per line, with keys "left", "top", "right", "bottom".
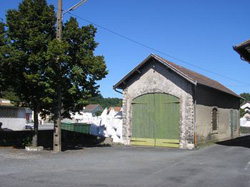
{"left": 0, "top": 98, "right": 32, "bottom": 131}
{"left": 70, "top": 104, "right": 103, "bottom": 123}
{"left": 240, "top": 101, "right": 250, "bottom": 127}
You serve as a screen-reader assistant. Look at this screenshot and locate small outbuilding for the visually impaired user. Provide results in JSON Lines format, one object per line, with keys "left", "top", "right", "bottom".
{"left": 114, "top": 54, "right": 241, "bottom": 149}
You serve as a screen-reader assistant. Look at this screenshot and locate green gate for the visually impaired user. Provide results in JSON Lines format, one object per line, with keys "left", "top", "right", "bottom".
{"left": 131, "top": 93, "right": 180, "bottom": 148}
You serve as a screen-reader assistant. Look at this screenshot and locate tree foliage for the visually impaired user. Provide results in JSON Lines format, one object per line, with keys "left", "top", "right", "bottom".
{"left": 0, "top": 0, "right": 56, "bottom": 146}
{"left": 1, "top": 0, "right": 56, "bottom": 109}
{"left": 0, "top": 0, "right": 108, "bottom": 148}
{"left": 240, "top": 92, "right": 250, "bottom": 105}
{"left": 89, "top": 94, "right": 122, "bottom": 109}
{"left": 44, "top": 17, "right": 108, "bottom": 119}
{"left": 1, "top": 0, "right": 107, "bottom": 116}
{"left": 0, "top": 19, "right": 7, "bottom": 94}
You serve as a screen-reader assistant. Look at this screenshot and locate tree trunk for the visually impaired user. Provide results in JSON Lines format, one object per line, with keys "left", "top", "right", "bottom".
{"left": 32, "top": 107, "right": 39, "bottom": 147}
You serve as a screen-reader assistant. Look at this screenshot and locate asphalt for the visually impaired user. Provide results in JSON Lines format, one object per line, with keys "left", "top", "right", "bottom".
{"left": 0, "top": 136, "right": 250, "bottom": 187}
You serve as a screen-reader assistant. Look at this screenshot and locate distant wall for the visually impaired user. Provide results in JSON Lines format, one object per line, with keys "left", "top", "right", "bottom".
{"left": 0, "top": 107, "right": 26, "bottom": 131}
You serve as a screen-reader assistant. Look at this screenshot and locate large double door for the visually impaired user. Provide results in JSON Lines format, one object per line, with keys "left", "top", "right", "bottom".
{"left": 131, "top": 93, "right": 180, "bottom": 148}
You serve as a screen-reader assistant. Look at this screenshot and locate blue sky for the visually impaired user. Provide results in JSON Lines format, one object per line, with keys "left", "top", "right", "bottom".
{"left": 1, "top": 0, "right": 250, "bottom": 98}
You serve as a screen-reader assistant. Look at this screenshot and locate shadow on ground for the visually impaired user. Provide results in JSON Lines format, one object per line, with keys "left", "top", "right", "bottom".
{"left": 0, "top": 130, "right": 111, "bottom": 151}
{"left": 216, "top": 135, "right": 250, "bottom": 148}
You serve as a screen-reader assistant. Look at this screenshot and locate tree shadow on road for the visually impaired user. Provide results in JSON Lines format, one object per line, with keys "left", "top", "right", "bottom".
{"left": 216, "top": 135, "right": 250, "bottom": 148}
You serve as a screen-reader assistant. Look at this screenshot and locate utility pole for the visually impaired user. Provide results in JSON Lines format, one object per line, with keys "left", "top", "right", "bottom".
{"left": 54, "top": 0, "right": 63, "bottom": 152}
{"left": 56, "top": 0, "right": 63, "bottom": 41}
{"left": 53, "top": 0, "right": 88, "bottom": 152}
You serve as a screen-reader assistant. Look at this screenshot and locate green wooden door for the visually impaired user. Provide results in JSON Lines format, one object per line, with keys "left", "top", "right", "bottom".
{"left": 132, "top": 94, "right": 155, "bottom": 146}
{"left": 131, "top": 93, "right": 180, "bottom": 148}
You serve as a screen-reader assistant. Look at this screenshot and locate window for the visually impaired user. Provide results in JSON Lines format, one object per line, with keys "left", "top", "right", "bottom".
{"left": 212, "top": 108, "right": 218, "bottom": 132}
{"left": 0, "top": 107, "right": 18, "bottom": 118}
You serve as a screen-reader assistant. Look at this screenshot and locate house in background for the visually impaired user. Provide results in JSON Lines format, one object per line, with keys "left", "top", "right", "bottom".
{"left": 0, "top": 98, "right": 32, "bottom": 131}
{"left": 70, "top": 104, "right": 103, "bottom": 123}
{"left": 240, "top": 101, "right": 250, "bottom": 127}
{"left": 233, "top": 39, "right": 250, "bottom": 64}
{"left": 108, "top": 107, "right": 121, "bottom": 116}
{"left": 114, "top": 54, "right": 241, "bottom": 149}
{"left": 83, "top": 104, "right": 103, "bottom": 116}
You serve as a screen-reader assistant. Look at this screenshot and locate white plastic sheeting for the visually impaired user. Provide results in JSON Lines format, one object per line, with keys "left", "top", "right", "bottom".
{"left": 240, "top": 118, "right": 250, "bottom": 127}
{"left": 100, "top": 108, "right": 123, "bottom": 143}
{"left": 70, "top": 107, "right": 123, "bottom": 143}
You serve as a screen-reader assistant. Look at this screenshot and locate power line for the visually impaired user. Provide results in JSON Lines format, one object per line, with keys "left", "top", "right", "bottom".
{"left": 66, "top": 11, "right": 250, "bottom": 87}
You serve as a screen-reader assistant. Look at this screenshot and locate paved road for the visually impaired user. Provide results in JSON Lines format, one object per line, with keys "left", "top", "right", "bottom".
{"left": 0, "top": 136, "right": 250, "bottom": 187}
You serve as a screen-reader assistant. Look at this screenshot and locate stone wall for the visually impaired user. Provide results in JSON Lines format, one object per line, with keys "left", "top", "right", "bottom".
{"left": 196, "top": 105, "right": 239, "bottom": 145}
{"left": 195, "top": 85, "right": 240, "bottom": 145}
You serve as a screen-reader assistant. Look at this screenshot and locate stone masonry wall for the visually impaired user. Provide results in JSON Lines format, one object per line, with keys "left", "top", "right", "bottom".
{"left": 121, "top": 61, "right": 195, "bottom": 149}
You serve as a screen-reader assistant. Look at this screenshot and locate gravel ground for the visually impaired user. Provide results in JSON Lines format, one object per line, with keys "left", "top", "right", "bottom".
{"left": 0, "top": 136, "right": 250, "bottom": 187}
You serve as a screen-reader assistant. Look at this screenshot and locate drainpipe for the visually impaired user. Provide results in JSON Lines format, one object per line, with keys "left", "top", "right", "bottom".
{"left": 193, "top": 82, "right": 197, "bottom": 148}
{"left": 114, "top": 88, "right": 123, "bottom": 95}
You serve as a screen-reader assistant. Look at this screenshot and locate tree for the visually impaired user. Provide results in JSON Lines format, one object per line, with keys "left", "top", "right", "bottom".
{"left": 1, "top": 1, "right": 107, "bottom": 151}
{"left": 0, "top": 19, "right": 7, "bottom": 95}
{"left": 88, "top": 94, "right": 122, "bottom": 109}
{"left": 45, "top": 18, "right": 107, "bottom": 151}
{"left": 240, "top": 93, "right": 250, "bottom": 105}
{"left": 0, "top": 0, "right": 56, "bottom": 147}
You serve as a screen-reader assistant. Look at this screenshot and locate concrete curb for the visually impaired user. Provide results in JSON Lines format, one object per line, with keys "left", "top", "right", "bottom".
{"left": 25, "top": 146, "right": 44, "bottom": 152}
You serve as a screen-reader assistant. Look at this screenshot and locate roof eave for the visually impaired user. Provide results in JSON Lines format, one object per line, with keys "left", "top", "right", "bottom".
{"left": 153, "top": 54, "right": 197, "bottom": 85}
{"left": 113, "top": 54, "right": 197, "bottom": 90}
{"left": 113, "top": 55, "right": 154, "bottom": 89}
{"left": 233, "top": 41, "right": 250, "bottom": 63}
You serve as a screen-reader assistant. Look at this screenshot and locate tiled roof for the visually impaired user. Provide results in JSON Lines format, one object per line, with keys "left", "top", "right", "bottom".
{"left": 0, "top": 98, "right": 13, "bottom": 106}
{"left": 108, "top": 107, "right": 121, "bottom": 113}
{"left": 241, "top": 100, "right": 250, "bottom": 105}
{"left": 114, "top": 54, "right": 241, "bottom": 98}
{"left": 154, "top": 55, "right": 240, "bottom": 98}
{"left": 234, "top": 39, "right": 250, "bottom": 48}
{"left": 84, "top": 104, "right": 102, "bottom": 112}
{"left": 233, "top": 39, "right": 250, "bottom": 63}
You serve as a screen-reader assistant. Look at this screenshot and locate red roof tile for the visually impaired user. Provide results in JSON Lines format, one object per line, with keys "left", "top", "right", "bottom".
{"left": 84, "top": 104, "right": 102, "bottom": 112}
{"left": 108, "top": 107, "right": 121, "bottom": 113}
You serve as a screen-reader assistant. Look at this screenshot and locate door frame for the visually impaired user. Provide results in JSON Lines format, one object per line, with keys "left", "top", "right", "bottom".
{"left": 131, "top": 93, "right": 180, "bottom": 148}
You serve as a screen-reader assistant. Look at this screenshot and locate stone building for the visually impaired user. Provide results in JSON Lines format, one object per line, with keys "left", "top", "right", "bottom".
{"left": 113, "top": 54, "right": 241, "bottom": 149}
